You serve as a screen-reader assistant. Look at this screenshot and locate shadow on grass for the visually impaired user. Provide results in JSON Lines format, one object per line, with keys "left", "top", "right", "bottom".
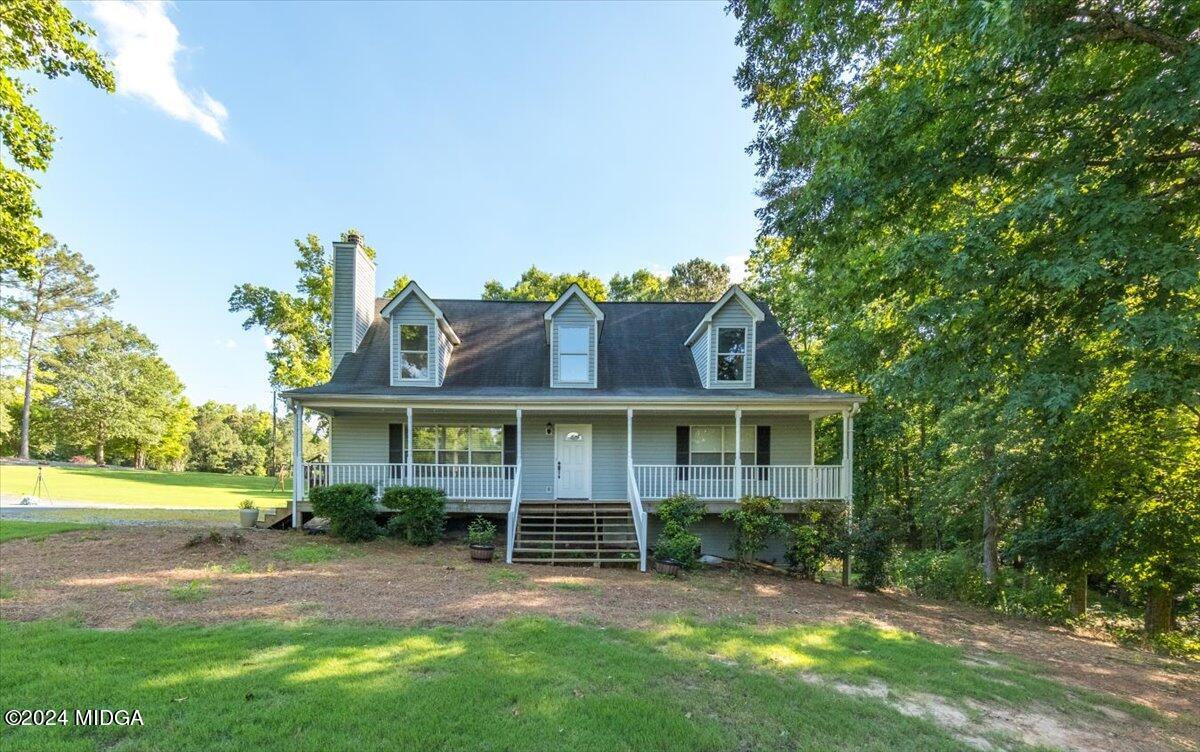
{"left": 0, "top": 616, "right": 1144, "bottom": 752}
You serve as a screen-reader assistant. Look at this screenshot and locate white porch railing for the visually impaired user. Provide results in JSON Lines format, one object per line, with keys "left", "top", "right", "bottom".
{"left": 302, "top": 462, "right": 516, "bottom": 500}
{"left": 632, "top": 464, "right": 844, "bottom": 501}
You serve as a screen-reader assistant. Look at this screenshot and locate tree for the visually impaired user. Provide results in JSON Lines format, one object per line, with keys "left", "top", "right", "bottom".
{"left": 230, "top": 232, "right": 407, "bottom": 389}
{"left": 663, "top": 258, "right": 730, "bottom": 301}
{"left": 1, "top": 0, "right": 114, "bottom": 277}
{"left": 609, "top": 259, "right": 733, "bottom": 302}
{"left": 608, "top": 269, "right": 667, "bottom": 302}
{"left": 483, "top": 266, "right": 607, "bottom": 301}
{"left": 145, "top": 397, "right": 194, "bottom": 471}
{"left": 49, "top": 318, "right": 185, "bottom": 465}
{"left": 0, "top": 236, "right": 115, "bottom": 459}
{"left": 733, "top": 1, "right": 1199, "bottom": 625}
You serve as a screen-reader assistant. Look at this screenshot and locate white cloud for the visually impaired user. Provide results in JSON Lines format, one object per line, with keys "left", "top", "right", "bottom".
{"left": 89, "top": 1, "right": 228, "bottom": 141}
{"left": 216, "top": 338, "right": 237, "bottom": 349}
{"left": 724, "top": 254, "right": 749, "bottom": 284}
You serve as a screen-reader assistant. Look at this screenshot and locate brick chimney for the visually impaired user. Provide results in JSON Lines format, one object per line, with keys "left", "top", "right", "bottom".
{"left": 331, "top": 233, "right": 376, "bottom": 372}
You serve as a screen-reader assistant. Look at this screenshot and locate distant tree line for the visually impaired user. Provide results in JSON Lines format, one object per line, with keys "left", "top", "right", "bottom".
{"left": 1, "top": 237, "right": 317, "bottom": 473}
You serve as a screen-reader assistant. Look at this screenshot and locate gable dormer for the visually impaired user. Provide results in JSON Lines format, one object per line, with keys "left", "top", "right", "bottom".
{"left": 684, "top": 286, "right": 765, "bottom": 389}
{"left": 380, "top": 282, "right": 460, "bottom": 387}
{"left": 544, "top": 284, "right": 603, "bottom": 389}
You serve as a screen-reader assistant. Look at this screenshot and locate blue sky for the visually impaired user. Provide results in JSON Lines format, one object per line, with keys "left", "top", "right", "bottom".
{"left": 34, "top": 1, "right": 760, "bottom": 409}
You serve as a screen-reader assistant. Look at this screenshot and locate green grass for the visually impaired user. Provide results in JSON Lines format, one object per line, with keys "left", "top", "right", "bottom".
{"left": 550, "top": 581, "right": 602, "bottom": 594}
{"left": 487, "top": 568, "right": 529, "bottom": 585}
{"left": 167, "top": 581, "right": 210, "bottom": 603}
{"left": 271, "top": 542, "right": 357, "bottom": 564}
{"left": 0, "top": 519, "right": 98, "bottom": 542}
{"left": 0, "top": 464, "right": 290, "bottom": 509}
{"left": 0, "top": 616, "right": 1158, "bottom": 752}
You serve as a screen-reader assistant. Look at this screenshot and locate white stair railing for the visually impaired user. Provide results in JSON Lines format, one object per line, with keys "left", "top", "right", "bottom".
{"left": 505, "top": 464, "right": 522, "bottom": 564}
{"left": 627, "top": 457, "right": 648, "bottom": 571}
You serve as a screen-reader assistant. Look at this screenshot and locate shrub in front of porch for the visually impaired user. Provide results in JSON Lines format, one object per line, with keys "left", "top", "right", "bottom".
{"left": 654, "top": 494, "right": 705, "bottom": 570}
{"left": 381, "top": 486, "right": 447, "bottom": 546}
{"left": 309, "top": 483, "right": 382, "bottom": 542}
{"left": 722, "top": 495, "right": 787, "bottom": 565}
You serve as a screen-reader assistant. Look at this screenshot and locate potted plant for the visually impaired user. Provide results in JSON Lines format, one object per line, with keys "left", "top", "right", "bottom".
{"left": 467, "top": 516, "right": 497, "bottom": 562}
{"left": 238, "top": 499, "right": 258, "bottom": 529}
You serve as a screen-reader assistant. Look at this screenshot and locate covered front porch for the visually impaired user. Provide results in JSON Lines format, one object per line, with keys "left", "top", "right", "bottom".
{"left": 288, "top": 401, "right": 859, "bottom": 570}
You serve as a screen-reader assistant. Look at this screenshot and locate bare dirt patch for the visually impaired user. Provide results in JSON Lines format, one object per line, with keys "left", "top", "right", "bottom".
{"left": 1, "top": 526, "right": 1196, "bottom": 751}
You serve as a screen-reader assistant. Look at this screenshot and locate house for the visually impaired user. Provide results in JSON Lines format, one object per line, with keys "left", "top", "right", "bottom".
{"left": 282, "top": 234, "right": 863, "bottom": 570}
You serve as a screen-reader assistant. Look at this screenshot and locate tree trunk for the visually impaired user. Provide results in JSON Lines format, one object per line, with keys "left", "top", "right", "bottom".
{"left": 134, "top": 445, "right": 146, "bottom": 469}
{"left": 19, "top": 345, "right": 35, "bottom": 460}
{"left": 1069, "top": 571, "right": 1088, "bottom": 617}
{"left": 981, "top": 443, "right": 998, "bottom": 584}
{"left": 1144, "top": 586, "right": 1175, "bottom": 634}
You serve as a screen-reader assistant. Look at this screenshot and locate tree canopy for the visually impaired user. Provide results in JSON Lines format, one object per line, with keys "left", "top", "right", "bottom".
{"left": 229, "top": 231, "right": 408, "bottom": 389}
{"left": 0, "top": 0, "right": 114, "bottom": 277}
{"left": 732, "top": 0, "right": 1199, "bottom": 630}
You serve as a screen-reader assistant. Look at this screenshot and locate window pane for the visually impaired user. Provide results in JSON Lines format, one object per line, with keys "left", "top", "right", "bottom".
{"left": 691, "top": 427, "right": 722, "bottom": 453}
{"left": 443, "top": 427, "right": 469, "bottom": 450}
{"left": 412, "top": 450, "right": 436, "bottom": 463}
{"left": 439, "top": 450, "right": 470, "bottom": 465}
{"left": 717, "top": 354, "right": 744, "bottom": 381}
{"left": 741, "top": 452, "right": 756, "bottom": 466}
{"left": 413, "top": 427, "right": 439, "bottom": 450}
{"left": 558, "top": 325, "right": 589, "bottom": 354}
{"left": 400, "top": 324, "right": 428, "bottom": 351}
{"left": 717, "top": 327, "right": 746, "bottom": 354}
{"left": 471, "top": 426, "right": 503, "bottom": 451}
{"left": 559, "top": 353, "right": 589, "bottom": 382}
{"left": 472, "top": 451, "right": 501, "bottom": 465}
{"left": 739, "top": 425, "right": 756, "bottom": 451}
{"left": 692, "top": 452, "right": 722, "bottom": 465}
{"left": 401, "top": 352, "right": 429, "bottom": 379}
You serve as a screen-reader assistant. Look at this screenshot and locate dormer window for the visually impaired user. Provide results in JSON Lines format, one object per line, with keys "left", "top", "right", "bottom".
{"left": 398, "top": 324, "right": 430, "bottom": 380}
{"left": 557, "top": 325, "right": 591, "bottom": 383}
{"left": 716, "top": 327, "right": 747, "bottom": 382}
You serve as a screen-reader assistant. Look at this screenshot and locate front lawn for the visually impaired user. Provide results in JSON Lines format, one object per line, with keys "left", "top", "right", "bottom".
{"left": 0, "top": 520, "right": 98, "bottom": 543}
{"left": 0, "top": 465, "right": 289, "bottom": 509}
{"left": 0, "top": 617, "right": 1145, "bottom": 752}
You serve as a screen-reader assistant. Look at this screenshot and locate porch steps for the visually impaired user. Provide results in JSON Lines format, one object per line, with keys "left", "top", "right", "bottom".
{"left": 511, "top": 502, "right": 639, "bottom": 566}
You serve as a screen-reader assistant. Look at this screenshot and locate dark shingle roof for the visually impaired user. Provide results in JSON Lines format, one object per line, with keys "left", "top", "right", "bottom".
{"left": 286, "top": 298, "right": 857, "bottom": 402}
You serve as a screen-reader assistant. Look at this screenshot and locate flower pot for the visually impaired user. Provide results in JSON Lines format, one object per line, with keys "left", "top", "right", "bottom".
{"left": 470, "top": 544, "right": 495, "bottom": 563}
{"left": 654, "top": 558, "right": 682, "bottom": 577}
{"left": 239, "top": 508, "right": 258, "bottom": 529}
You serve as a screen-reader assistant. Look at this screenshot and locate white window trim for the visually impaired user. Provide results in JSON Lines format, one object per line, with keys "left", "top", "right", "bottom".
{"left": 689, "top": 424, "right": 757, "bottom": 465}
{"left": 555, "top": 324, "right": 592, "bottom": 385}
{"left": 714, "top": 325, "right": 749, "bottom": 383}
{"left": 397, "top": 323, "right": 433, "bottom": 382}
{"left": 410, "top": 424, "right": 505, "bottom": 464}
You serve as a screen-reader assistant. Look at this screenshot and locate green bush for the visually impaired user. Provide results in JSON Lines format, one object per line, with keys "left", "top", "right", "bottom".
{"left": 657, "top": 494, "right": 704, "bottom": 530}
{"left": 380, "top": 486, "right": 447, "bottom": 546}
{"left": 309, "top": 483, "right": 381, "bottom": 542}
{"left": 654, "top": 525, "right": 701, "bottom": 568}
{"left": 851, "top": 515, "right": 893, "bottom": 591}
{"left": 721, "top": 495, "right": 786, "bottom": 565}
{"left": 785, "top": 509, "right": 837, "bottom": 580}
{"left": 889, "top": 547, "right": 1070, "bottom": 621}
{"left": 467, "top": 516, "right": 497, "bottom": 547}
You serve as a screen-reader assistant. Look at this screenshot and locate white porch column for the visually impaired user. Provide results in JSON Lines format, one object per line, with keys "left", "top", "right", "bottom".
{"left": 406, "top": 406, "right": 414, "bottom": 485}
{"left": 734, "top": 408, "right": 743, "bottom": 499}
{"left": 626, "top": 408, "right": 633, "bottom": 467}
{"left": 291, "top": 401, "right": 303, "bottom": 528}
{"left": 516, "top": 408, "right": 523, "bottom": 467}
{"left": 845, "top": 406, "right": 856, "bottom": 523}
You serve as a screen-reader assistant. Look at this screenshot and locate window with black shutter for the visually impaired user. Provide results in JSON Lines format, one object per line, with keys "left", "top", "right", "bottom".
{"left": 388, "top": 423, "right": 405, "bottom": 478}
{"left": 676, "top": 426, "right": 690, "bottom": 480}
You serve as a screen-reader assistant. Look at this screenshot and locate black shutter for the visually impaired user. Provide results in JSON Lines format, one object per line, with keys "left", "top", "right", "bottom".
{"left": 676, "top": 426, "right": 690, "bottom": 480}
{"left": 388, "top": 424, "right": 405, "bottom": 479}
{"left": 503, "top": 424, "right": 517, "bottom": 479}
{"left": 756, "top": 425, "right": 771, "bottom": 481}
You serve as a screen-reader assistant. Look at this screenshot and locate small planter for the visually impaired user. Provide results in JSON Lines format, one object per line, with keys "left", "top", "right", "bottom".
{"left": 470, "top": 543, "right": 496, "bottom": 563}
{"left": 654, "top": 558, "right": 682, "bottom": 577}
{"left": 239, "top": 508, "right": 259, "bottom": 529}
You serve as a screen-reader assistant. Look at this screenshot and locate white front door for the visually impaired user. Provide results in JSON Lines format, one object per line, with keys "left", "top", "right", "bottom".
{"left": 554, "top": 424, "right": 592, "bottom": 499}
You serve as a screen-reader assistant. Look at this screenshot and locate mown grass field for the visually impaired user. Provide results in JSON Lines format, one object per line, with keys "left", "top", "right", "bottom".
{"left": 0, "top": 465, "right": 290, "bottom": 509}
{"left": 0, "top": 616, "right": 1150, "bottom": 752}
{"left": 0, "top": 520, "right": 99, "bottom": 543}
